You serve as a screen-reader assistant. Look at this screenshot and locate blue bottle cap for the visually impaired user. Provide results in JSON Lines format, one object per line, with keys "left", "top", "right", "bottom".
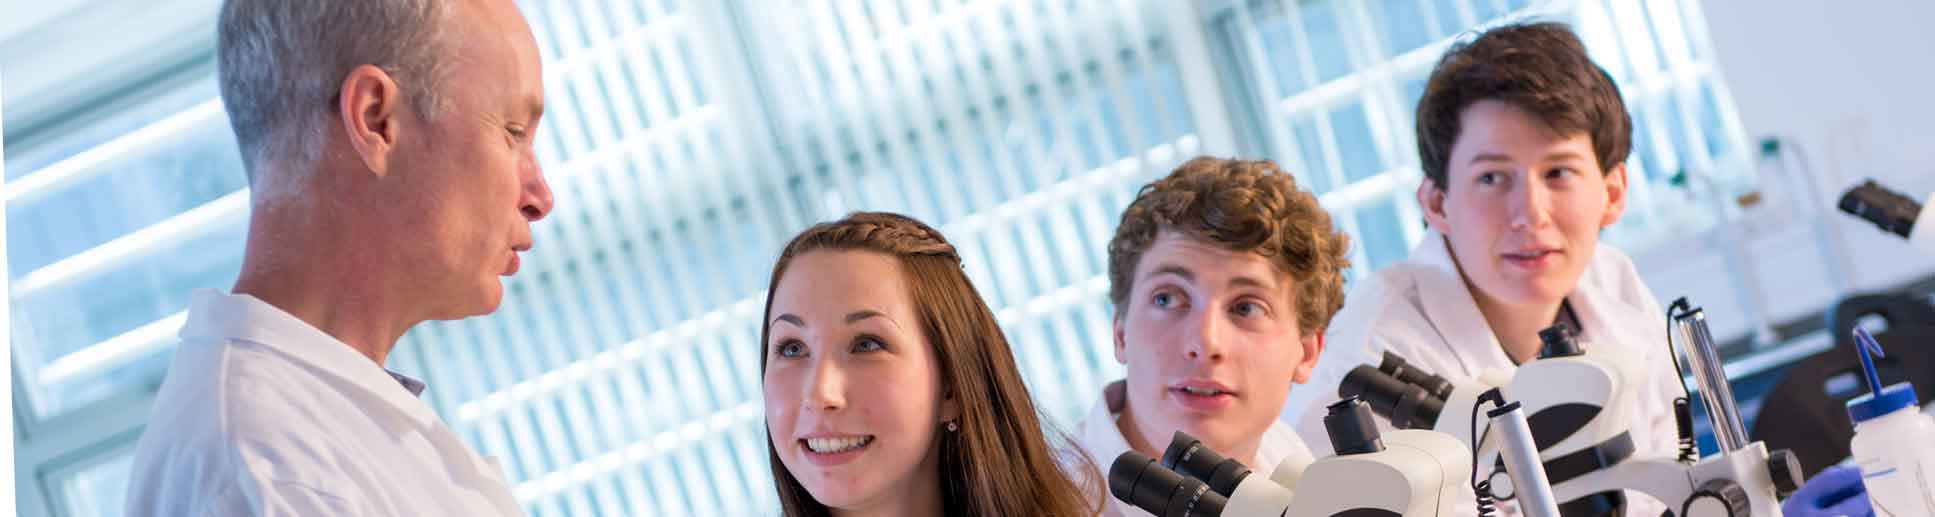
{"left": 1848, "top": 382, "right": 1920, "bottom": 423}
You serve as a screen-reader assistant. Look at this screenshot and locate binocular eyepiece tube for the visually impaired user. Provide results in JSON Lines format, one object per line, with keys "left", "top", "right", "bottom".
{"left": 1339, "top": 358, "right": 1447, "bottom": 430}
{"left": 1110, "top": 444, "right": 1230, "bottom": 517}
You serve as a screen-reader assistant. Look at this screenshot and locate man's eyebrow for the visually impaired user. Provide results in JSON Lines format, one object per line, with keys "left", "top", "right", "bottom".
{"left": 1142, "top": 264, "right": 1194, "bottom": 283}
{"left": 1469, "top": 152, "right": 1514, "bottom": 165}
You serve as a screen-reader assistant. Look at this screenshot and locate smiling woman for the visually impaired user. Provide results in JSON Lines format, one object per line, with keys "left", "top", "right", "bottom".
{"left": 758, "top": 212, "right": 1098, "bottom": 517}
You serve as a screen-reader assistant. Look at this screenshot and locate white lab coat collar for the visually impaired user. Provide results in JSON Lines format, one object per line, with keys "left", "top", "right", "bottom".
{"left": 178, "top": 289, "right": 441, "bottom": 429}
{"left": 1407, "top": 233, "right": 1513, "bottom": 371}
{"left": 1402, "top": 232, "right": 1658, "bottom": 369}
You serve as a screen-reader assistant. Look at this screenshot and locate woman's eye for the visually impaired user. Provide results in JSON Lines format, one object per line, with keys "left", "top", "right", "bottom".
{"left": 774, "top": 341, "right": 805, "bottom": 358}
{"left": 852, "top": 337, "right": 886, "bottom": 353}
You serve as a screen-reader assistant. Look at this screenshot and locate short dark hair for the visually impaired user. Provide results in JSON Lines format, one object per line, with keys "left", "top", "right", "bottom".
{"left": 1415, "top": 21, "right": 1631, "bottom": 189}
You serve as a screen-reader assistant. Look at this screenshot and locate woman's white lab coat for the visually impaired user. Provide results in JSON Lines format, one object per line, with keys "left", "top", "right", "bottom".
{"left": 1284, "top": 231, "right": 1684, "bottom": 516}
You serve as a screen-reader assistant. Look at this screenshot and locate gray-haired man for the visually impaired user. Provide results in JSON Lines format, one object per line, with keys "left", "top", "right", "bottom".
{"left": 125, "top": 0, "right": 552, "bottom": 514}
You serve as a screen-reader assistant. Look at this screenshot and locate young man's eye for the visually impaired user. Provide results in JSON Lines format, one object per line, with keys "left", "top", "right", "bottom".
{"left": 1152, "top": 292, "right": 1176, "bottom": 308}
{"left": 851, "top": 336, "right": 886, "bottom": 353}
{"left": 1231, "top": 301, "right": 1264, "bottom": 317}
{"left": 774, "top": 340, "right": 806, "bottom": 358}
{"left": 1477, "top": 172, "right": 1503, "bottom": 185}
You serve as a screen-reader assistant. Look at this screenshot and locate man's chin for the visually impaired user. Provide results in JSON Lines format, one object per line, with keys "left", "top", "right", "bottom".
{"left": 433, "top": 282, "right": 505, "bottom": 320}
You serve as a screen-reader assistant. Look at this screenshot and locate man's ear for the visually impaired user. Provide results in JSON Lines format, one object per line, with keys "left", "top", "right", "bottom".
{"left": 1291, "top": 332, "right": 1324, "bottom": 384}
{"left": 1113, "top": 313, "right": 1129, "bottom": 365}
{"left": 1600, "top": 162, "right": 1629, "bottom": 228}
{"left": 1418, "top": 180, "right": 1451, "bottom": 235}
{"left": 337, "top": 64, "right": 404, "bottom": 178}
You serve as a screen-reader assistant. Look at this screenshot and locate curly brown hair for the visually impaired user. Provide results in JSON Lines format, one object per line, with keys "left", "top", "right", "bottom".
{"left": 760, "top": 212, "right": 1099, "bottom": 517}
{"left": 1106, "top": 157, "right": 1352, "bottom": 335}
{"left": 1416, "top": 21, "right": 1631, "bottom": 190}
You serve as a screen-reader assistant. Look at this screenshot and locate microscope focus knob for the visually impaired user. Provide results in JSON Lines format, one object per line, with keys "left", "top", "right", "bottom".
{"left": 1682, "top": 479, "right": 1750, "bottom": 517}
{"left": 1767, "top": 449, "right": 1803, "bottom": 496}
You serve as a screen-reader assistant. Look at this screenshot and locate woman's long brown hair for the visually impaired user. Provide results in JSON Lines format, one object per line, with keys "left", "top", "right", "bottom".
{"left": 759, "top": 212, "right": 1100, "bottom": 517}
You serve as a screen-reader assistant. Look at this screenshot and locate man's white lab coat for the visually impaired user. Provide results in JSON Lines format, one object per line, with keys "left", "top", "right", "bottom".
{"left": 125, "top": 290, "right": 523, "bottom": 516}
{"left": 1285, "top": 232, "right": 1683, "bottom": 516}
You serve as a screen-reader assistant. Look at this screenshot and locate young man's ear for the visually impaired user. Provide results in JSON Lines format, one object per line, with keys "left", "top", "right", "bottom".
{"left": 1291, "top": 333, "right": 1324, "bottom": 384}
{"left": 1113, "top": 314, "right": 1130, "bottom": 365}
{"left": 1417, "top": 179, "right": 1451, "bottom": 235}
{"left": 1599, "top": 162, "right": 1629, "bottom": 228}
{"left": 338, "top": 64, "right": 403, "bottom": 178}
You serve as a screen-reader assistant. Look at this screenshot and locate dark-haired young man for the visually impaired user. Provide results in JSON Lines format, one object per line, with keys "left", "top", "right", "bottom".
{"left": 1284, "top": 22, "right": 1681, "bottom": 516}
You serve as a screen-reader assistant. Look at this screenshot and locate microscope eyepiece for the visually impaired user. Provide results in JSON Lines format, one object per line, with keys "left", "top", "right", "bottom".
{"left": 1378, "top": 351, "right": 1455, "bottom": 400}
{"left": 1159, "top": 431, "right": 1252, "bottom": 498}
{"left": 1325, "top": 396, "right": 1386, "bottom": 455}
{"left": 1109, "top": 451, "right": 1229, "bottom": 517}
{"left": 1340, "top": 364, "right": 1445, "bottom": 429}
{"left": 1838, "top": 179, "right": 1922, "bottom": 238}
{"left": 1538, "top": 325, "right": 1584, "bottom": 358}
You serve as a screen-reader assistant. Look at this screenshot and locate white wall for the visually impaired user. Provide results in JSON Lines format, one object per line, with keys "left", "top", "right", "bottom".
{"left": 1629, "top": 0, "right": 1935, "bottom": 345}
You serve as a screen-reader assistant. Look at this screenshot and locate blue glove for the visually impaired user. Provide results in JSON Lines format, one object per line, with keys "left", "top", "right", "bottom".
{"left": 1782, "top": 465, "right": 1874, "bottom": 517}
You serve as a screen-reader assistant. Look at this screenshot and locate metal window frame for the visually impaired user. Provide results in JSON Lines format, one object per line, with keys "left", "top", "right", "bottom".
{"left": 7, "top": 1, "right": 1764, "bottom": 516}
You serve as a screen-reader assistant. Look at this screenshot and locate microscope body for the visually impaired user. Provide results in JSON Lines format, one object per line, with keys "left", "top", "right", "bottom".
{"left": 1565, "top": 442, "right": 1787, "bottom": 517}
{"left": 1110, "top": 403, "right": 1475, "bottom": 517}
{"left": 1344, "top": 326, "right": 1798, "bottom": 516}
{"left": 1257, "top": 430, "right": 1468, "bottom": 517}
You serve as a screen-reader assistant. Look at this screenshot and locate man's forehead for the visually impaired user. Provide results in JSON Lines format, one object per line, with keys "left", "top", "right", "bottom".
{"left": 1138, "top": 232, "right": 1289, "bottom": 288}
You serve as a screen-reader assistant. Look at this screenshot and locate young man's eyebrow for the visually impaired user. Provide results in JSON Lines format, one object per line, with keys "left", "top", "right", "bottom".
{"left": 1544, "top": 151, "right": 1588, "bottom": 162}
{"left": 1468, "top": 152, "right": 1514, "bottom": 165}
{"left": 1142, "top": 264, "right": 1195, "bottom": 282}
{"left": 1227, "top": 275, "right": 1276, "bottom": 292}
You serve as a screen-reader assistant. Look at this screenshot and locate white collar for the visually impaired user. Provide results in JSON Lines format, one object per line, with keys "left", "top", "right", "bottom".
{"left": 178, "top": 289, "right": 440, "bottom": 428}
{"left": 1406, "top": 232, "right": 1656, "bottom": 368}
{"left": 1409, "top": 234, "right": 1513, "bottom": 370}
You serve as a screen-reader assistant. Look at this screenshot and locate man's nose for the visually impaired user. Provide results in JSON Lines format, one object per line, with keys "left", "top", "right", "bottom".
{"left": 521, "top": 158, "right": 553, "bottom": 221}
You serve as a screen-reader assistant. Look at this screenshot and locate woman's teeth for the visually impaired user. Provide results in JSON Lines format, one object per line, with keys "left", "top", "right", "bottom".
{"left": 805, "top": 436, "right": 875, "bottom": 454}
{"left": 1179, "top": 386, "right": 1226, "bottom": 396}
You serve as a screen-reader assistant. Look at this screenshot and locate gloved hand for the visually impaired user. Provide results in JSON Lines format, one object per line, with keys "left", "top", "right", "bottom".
{"left": 1781, "top": 465, "right": 1874, "bottom": 517}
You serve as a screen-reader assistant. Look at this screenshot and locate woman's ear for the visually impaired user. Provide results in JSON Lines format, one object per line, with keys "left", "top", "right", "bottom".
{"left": 941, "top": 388, "right": 963, "bottom": 423}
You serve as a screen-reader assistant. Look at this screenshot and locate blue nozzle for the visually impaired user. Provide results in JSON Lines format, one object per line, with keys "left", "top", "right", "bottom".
{"left": 1845, "top": 327, "right": 1917, "bottom": 423}
{"left": 1854, "top": 328, "right": 1887, "bottom": 396}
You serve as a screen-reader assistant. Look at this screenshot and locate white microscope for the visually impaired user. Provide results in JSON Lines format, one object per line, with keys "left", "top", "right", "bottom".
{"left": 1107, "top": 394, "right": 1564, "bottom": 517}
{"left": 1338, "top": 306, "right": 1803, "bottom": 516}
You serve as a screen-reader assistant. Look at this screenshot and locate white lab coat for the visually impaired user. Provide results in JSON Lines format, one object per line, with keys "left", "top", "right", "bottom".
{"left": 1073, "top": 380, "right": 1315, "bottom": 517}
{"left": 125, "top": 290, "right": 523, "bottom": 516}
{"left": 1283, "top": 232, "right": 1683, "bottom": 517}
